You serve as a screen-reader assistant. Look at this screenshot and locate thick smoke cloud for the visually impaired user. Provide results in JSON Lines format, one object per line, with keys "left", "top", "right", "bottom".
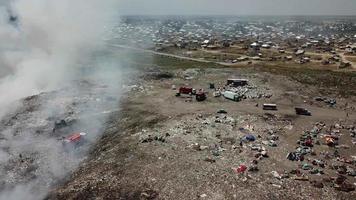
{"left": 0, "top": 0, "right": 121, "bottom": 199}
{"left": 0, "top": 0, "right": 119, "bottom": 118}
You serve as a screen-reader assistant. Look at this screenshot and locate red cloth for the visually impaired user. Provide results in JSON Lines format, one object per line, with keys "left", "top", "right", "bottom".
{"left": 67, "top": 133, "right": 81, "bottom": 142}
{"left": 235, "top": 165, "right": 247, "bottom": 173}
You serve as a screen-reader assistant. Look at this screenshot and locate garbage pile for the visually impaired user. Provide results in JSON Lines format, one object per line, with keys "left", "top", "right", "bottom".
{"left": 287, "top": 122, "right": 324, "bottom": 162}
{"left": 132, "top": 86, "right": 355, "bottom": 197}
{"left": 286, "top": 122, "right": 356, "bottom": 192}
{"left": 314, "top": 96, "right": 337, "bottom": 107}
{"left": 0, "top": 80, "right": 120, "bottom": 194}
{"left": 211, "top": 82, "right": 273, "bottom": 102}
{"left": 228, "top": 85, "right": 273, "bottom": 99}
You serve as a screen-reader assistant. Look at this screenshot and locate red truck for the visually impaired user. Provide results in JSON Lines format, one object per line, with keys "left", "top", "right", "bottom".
{"left": 180, "top": 87, "right": 193, "bottom": 94}
{"left": 176, "top": 87, "right": 206, "bottom": 101}
{"left": 176, "top": 87, "right": 194, "bottom": 96}
{"left": 196, "top": 90, "right": 207, "bottom": 101}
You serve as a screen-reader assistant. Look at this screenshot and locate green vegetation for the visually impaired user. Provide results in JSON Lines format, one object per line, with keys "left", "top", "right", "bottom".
{"left": 152, "top": 54, "right": 224, "bottom": 69}
{"left": 115, "top": 50, "right": 225, "bottom": 69}
{"left": 258, "top": 65, "right": 356, "bottom": 97}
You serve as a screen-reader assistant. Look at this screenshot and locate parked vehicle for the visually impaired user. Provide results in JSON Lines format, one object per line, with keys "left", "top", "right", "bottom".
{"left": 179, "top": 86, "right": 193, "bottom": 94}
{"left": 295, "top": 107, "right": 311, "bottom": 116}
{"left": 176, "top": 86, "right": 194, "bottom": 96}
{"left": 263, "top": 104, "right": 278, "bottom": 111}
{"left": 227, "top": 79, "right": 248, "bottom": 87}
{"left": 196, "top": 90, "right": 207, "bottom": 101}
{"left": 223, "top": 91, "right": 241, "bottom": 102}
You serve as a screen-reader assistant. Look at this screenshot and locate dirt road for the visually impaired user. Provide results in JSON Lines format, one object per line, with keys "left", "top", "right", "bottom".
{"left": 109, "top": 44, "right": 213, "bottom": 63}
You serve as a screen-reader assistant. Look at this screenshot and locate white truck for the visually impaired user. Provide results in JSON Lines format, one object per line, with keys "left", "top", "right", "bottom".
{"left": 223, "top": 91, "right": 241, "bottom": 102}
{"left": 263, "top": 104, "right": 278, "bottom": 111}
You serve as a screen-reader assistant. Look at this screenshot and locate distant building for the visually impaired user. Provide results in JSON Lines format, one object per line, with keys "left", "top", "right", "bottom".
{"left": 295, "top": 49, "right": 305, "bottom": 56}
{"left": 261, "top": 44, "right": 271, "bottom": 49}
{"left": 250, "top": 42, "right": 260, "bottom": 48}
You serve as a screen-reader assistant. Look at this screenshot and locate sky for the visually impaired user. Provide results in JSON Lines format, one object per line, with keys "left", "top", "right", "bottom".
{"left": 117, "top": 0, "right": 356, "bottom": 16}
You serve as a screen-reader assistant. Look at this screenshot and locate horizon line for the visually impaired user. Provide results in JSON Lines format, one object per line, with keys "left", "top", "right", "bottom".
{"left": 120, "top": 14, "right": 356, "bottom": 17}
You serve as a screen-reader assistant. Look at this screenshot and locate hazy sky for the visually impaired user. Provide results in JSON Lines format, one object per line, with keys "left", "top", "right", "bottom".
{"left": 118, "top": 0, "right": 356, "bottom": 15}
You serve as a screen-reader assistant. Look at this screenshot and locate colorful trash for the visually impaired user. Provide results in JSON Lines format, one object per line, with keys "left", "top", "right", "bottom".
{"left": 235, "top": 164, "right": 247, "bottom": 173}
{"left": 245, "top": 134, "right": 256, "bottom": 142}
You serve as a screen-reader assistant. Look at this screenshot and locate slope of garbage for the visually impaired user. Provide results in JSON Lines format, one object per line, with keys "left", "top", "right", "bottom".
{"left": 0, "top": 62, "right": 131, "bottom": 199}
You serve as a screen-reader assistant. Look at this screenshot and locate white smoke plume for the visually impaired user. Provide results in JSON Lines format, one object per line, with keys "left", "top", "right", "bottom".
{"left": 0, "top": 0, "right": 119, "bottom": 118}
{"left": 0, "top": 0, "right": 122, "bottom": 199}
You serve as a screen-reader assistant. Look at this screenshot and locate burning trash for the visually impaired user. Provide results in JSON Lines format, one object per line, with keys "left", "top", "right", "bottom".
{"left": 62, "top": 132, "right": 88, "bottom": 148}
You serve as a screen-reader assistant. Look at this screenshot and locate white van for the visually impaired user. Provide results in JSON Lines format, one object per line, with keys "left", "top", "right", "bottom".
{"left": 223, "top": 91, "right": 241, "bottom": 102}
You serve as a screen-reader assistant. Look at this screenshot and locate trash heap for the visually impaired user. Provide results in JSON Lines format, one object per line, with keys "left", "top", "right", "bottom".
{"left": 286, "top": 122, "right": 356, "bottom": 192}
{"left": 227, "top": 85, "right": 273, "bottom": 100}
{"left": 135, "top": 108, "right": 355, "bottom": 194}
{"left": 0, "top": 80, "right": 121, "bottom": 192}
{"left": 287, "top": 122, "right": 324, "bottom": 162}
{"left": 314, "top": 96, "right": 337, "bottom": 107}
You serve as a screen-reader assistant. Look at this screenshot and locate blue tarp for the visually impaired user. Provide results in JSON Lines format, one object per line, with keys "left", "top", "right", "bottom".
{"left": 245, "top": 134, "right": 256, "bottom": 142}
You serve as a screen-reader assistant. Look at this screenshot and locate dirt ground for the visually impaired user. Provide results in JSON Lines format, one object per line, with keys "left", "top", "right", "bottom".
{"left": 48, "top": 66, "right": 356, "bottom": 200}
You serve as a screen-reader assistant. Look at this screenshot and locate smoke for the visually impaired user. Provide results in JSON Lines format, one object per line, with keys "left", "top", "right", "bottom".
{"left": 0, "top": 0, "right": 123, "bottom": 199}
{"left": 0, "top": 0, "right": 119, "bottom": 118}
